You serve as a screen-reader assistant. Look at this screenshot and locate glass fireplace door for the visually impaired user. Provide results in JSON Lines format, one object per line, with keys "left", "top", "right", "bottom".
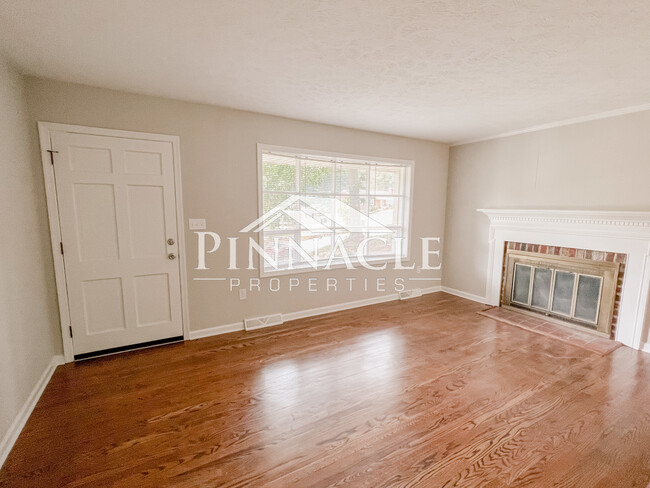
{"left": 511, "top": 263, "right": 603, "bottom": 327}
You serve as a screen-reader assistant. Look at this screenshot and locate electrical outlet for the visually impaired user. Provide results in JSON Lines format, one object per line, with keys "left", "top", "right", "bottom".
{"left": 239, "top": 289, "right": 247, "bottom": 300}
{"left": 189, "top": 218, "right": 206, "bottom": 230}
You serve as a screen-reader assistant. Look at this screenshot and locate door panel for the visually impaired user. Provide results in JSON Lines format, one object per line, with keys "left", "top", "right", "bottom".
{"left": 73, "top": 183, "right": 120, "bottom": 261}
{"left": 125, "top": 150, "right": 163, "bottom": 175}
{"left": 134, "top": 273, "right": 172, "bottom": 326}
{"left": 127, "top": 185, "right": 167, "bottom": 259}
{"left": 69, "top": 146, "right": 113, "bottom": 173}
{"left": 82, "top": 278, "right": 126, "bottom": 334}
{"left": 52, "top": 131, "right": 183, "bottom": 355}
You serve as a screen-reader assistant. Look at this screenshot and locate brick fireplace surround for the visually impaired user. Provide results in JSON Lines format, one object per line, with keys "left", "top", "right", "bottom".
{"left": 479, "top": 209, "right": 650, "bottom": 351}
{"left": 500, "top": 241, "right": 626, "bottom": 337}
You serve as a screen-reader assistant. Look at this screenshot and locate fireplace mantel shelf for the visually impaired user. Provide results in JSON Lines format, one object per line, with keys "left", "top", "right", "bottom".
{"left": 478, "top": 209, "right": 650, "bottom": 230}
{"left": 478, "top": 208, "right": 650, "bottom": 351}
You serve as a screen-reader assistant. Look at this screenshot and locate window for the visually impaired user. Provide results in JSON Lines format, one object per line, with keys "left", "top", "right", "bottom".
{"left": 256, "top": 145, "right": 414, "bottom": 276}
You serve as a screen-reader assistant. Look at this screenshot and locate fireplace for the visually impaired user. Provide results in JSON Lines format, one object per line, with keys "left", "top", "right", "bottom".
{"left": 501, "top": 246, "right": 621, "bottom": 336}
{"left": 478, "top": 209, "right": 650, "bottom": 351}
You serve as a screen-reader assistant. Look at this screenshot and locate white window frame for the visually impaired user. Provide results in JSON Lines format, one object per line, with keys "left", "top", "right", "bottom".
{"left": 256, "top": 144, "right": 415, "bottom": 278}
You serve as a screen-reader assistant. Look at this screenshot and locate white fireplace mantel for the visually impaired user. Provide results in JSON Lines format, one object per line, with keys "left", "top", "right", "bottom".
{"left": 478, "top": 209, "right": 650, "bottom": 350}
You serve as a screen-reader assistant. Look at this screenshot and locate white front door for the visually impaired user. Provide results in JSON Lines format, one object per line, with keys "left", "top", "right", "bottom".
{"left": 51, "top": 130, "right": 184, "bottom": 356}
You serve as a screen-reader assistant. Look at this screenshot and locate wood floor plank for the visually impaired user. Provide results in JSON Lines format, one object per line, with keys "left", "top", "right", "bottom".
{"left": 0, "top": 293, "right": 649, "bottom": 487}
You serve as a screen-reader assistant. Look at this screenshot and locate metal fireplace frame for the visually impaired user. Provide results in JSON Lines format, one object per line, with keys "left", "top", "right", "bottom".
{"left": 502, "top": 249, "right": 619, "bottom": 336}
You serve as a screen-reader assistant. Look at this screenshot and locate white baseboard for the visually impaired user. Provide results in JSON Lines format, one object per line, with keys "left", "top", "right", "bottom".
{"left": 421, "top": 285, "right": 443, "bottom": 295}
{"left": 189, "top": 321, "right": 244, "bottom": 340}
{"left": 283, "top": 292, "right": 398, "bottom": 322}
{"left": 0, "top": 354, "right": 64, "bottom": 469}
{"left": 440, "top": 286, "right": 488, "bottom": 304}
{"left": 190, "top": 285, "right": 442, "bottom": 340}
{"left": 285, "top": 285, "right": 442, "bottom": 323}
{"left": 642, "top": 342, "right": 650, "bottom": 354}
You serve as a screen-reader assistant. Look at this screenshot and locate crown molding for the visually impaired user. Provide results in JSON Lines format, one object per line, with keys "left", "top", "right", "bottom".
{"left": 452, "top": 103, "right": 650, "bottom": 147}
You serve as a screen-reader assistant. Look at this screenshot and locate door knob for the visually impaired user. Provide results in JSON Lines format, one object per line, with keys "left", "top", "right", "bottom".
{"left": 167, "top": 238, "right": 175, "bottom": 245}
{"left": 168, "top": 253, "right": 176, "bottom": 260}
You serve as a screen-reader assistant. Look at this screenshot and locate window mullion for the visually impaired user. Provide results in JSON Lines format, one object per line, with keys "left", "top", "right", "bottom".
{"left": 363, "top": 166, "right": 371, "bottom": 258}
{"left": 332, "top": 160, "right": 337, "bottom": 234}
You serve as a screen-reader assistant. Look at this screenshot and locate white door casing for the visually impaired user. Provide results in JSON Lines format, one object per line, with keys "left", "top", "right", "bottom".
{"left": 39, "top": 123, "right": 189, "bottom": 361}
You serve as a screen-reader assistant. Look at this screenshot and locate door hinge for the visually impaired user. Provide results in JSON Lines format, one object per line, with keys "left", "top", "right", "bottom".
{"left": 69, "top": 326, "right": 73, "bottom": 338}
{"left": 60, "top": 241, "right": 64, "bottom": 255}
{"left": 47, "top": 149, "right": 59, "bottom": 165}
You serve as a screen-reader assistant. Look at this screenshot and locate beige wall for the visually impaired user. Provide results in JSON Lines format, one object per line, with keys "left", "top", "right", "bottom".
{"left": 25, "top": 77, "right": 449, "bottom": 333}
{"left": 443, "top": 111, "right": 650, "bottom": 306}
{"left": 0, "top": 61, "right": 61, "bottom": 445}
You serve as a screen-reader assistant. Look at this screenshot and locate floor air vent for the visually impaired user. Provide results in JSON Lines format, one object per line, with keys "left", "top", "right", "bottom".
{"left": 399, "top": 288, "right": 422, "bottom": 300}
{"left": 244, "top": 313, "right": 284, "bottom": 331}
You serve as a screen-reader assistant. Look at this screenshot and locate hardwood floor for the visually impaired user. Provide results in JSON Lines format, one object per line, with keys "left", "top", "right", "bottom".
{"left": 1, "top": 292, "right": 650, "bottom": 487}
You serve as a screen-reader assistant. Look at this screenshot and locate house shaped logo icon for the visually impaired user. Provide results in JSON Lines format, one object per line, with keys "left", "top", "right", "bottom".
{"left": 240, "top": 195, "right": 392, "bottom": 234}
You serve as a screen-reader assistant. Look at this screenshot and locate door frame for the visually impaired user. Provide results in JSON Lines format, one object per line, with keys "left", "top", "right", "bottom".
{"left": 38, "top": 122, "right": 191, "bottom": 362}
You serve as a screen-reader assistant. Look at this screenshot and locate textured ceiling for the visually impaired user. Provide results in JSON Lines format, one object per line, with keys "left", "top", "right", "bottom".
{"left": 1, "top": 1, "right": 650, "bottom": 143}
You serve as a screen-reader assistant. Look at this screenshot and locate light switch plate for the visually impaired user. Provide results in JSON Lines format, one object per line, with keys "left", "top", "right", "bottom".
{"left": 189, "top": 218, "right": 206, "bottom": 230}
